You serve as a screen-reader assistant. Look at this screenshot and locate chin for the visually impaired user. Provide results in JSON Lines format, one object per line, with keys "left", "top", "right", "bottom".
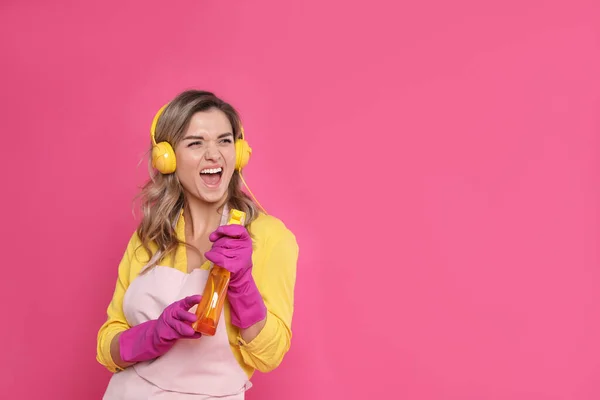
{"left": 200, "top": 194, "right": 227, "bottom": 204}
{"left": 196, "top": 187, "right": 229, "bottom": 205}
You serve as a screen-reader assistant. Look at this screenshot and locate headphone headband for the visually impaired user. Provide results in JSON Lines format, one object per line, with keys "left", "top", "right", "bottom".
{"left": 152, "top": 103, "right": 247, "bottom": 143}
{"left": 150, "top": 103, "right": 169, "bottom": 146}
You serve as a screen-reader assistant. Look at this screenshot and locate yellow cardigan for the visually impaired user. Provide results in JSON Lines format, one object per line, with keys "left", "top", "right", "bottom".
{"left": 96, "top": 211, "right": 299, "bottom": 378}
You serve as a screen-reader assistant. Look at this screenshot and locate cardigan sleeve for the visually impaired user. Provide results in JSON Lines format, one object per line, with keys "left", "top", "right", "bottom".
{"left": 96, "top": 232, "right": 141, "bottom": 373}
{"left": 237, "top": 227, "right": 299, "bottom": 372}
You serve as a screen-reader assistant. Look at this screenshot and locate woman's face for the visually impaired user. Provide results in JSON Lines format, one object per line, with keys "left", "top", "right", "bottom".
{"left": 175, "top": 108, "right": 236, "bottom": 205}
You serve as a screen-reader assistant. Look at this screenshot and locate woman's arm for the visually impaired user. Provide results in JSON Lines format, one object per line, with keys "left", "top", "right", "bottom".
{"left": 239, "top": 318, "right": 267, "bottom": 343}
{"left": 96, "top": 233, "right": 139, "bottom": 373}
{"left": 109, "top": 332, "right": 134, "bottom": 370}
{"left": 237, "top": 228, "right": 299, "bottom": 372}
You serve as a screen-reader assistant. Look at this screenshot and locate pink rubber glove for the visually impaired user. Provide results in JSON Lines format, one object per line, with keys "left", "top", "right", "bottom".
{"left": 119, "top": 295, "right": 202, "bottom": 363}
{"left": 205, "top": 225, "right": 267, "bottom": 329}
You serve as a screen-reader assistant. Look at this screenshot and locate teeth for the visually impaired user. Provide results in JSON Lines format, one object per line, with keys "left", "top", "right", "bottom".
{"left": 200, "top": 167, "right": 222, "bottom": 174}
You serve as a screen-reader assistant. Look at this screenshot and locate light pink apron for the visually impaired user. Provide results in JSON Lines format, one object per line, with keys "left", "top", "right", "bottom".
{"left": 103, "top": 210, "right": 251, "bottom": 400}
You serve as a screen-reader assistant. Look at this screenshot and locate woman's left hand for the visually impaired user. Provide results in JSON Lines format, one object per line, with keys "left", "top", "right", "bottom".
{"left": 205, "top": 224, "right": 267, "bottom": 329}
{"left": 205, "top": 224, "right": 253, "bottom": 283}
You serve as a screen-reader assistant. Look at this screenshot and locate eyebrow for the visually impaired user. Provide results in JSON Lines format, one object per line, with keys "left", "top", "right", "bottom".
{"left": 184, "top": 132, "right": 234, "bottom": 141}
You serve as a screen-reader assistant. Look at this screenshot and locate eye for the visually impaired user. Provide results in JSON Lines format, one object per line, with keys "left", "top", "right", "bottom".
{"left": 187, "top": 141, "right": 203, "bottom": 147}
{"left": 220, "top": 138, "right": 233, "bottom": 144}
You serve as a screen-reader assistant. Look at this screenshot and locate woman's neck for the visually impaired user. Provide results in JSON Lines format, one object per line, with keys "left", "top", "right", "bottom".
{"left": 183, "top": 196, "right": 227, "bottom": 241}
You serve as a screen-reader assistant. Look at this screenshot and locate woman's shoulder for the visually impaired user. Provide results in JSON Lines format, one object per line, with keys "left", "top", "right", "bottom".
{"left": 249, "top": 212, "right": 298, "bottom": 249}
{"left": 122, "top": 229, "right": 155, "bottom": 268}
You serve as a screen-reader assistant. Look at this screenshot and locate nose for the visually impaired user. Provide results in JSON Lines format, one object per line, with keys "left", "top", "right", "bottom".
{"left": 203, "top": 141, "right": 221, "bottom": 161}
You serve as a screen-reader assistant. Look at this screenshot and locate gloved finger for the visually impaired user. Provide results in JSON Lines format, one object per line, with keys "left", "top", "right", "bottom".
{"left": 209, "top": 224, "right": 248, "bottom": 240}
{"left": 191, "top": 332, "right": 202, "bottom": 339}
{"left": 160, "top": 326, "right": 180, "bottom": 342}
{"left": 205, "top": 250, "right": 237, "bottom": 266}
{"left": 175, "top": 309, "right": 198, "bottom": 323}
{"left": 178, "top": 295, "right": 202, "bottom": 310}
{"left": 169, "top": 319, "right": 197, "bottom": 337}
{"left": 209, "top": 240, "right": 247, "bottom": 251}
{"left": 204, "top": 250, "right": 226, "bottom": 266}
{"left": 206, "top": 244, "right": 241, "bottom": 256}
{"left": 209, "top": 225, "right": 249, "bottom": 242}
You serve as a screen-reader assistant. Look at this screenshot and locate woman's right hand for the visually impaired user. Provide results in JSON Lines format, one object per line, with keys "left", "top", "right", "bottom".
{"left": 118, "top": 295, "right": 202, "bottom": 364}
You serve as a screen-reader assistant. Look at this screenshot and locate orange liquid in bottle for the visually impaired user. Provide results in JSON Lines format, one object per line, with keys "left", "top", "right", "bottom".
{"left": 192, "top": 209, "right": 246, "bottom": 336}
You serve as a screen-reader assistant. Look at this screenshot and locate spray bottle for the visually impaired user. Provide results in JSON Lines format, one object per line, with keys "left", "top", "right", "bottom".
{"left": 192, "top": 209, "right": 246, "bottom": 336}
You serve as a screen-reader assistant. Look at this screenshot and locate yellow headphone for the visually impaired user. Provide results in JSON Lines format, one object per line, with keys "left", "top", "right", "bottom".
{"left": 150, "top": 103, "right": 252, "bottom": 174}
{"left": 150, "top": 103, "right": 265, "bottom": 212}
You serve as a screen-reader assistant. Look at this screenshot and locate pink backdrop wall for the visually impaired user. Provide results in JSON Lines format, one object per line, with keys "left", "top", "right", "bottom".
{"left": 1, "top": 1, "right": 599, "bottom": 399}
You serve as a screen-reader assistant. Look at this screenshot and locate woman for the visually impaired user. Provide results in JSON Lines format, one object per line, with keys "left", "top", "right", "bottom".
{"left": 96, "top": 90, "right": 299, "bottom": 399}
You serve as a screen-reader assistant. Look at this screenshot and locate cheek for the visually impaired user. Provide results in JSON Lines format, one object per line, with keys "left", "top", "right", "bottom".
{"left": 176, "top": 148, "right": 201, "bottom": 167}
{"left": 224, "top": 147, "right": 237, "bottom": 168}
{"left": 175, "top": 150, "right": 201, "bottom": 180}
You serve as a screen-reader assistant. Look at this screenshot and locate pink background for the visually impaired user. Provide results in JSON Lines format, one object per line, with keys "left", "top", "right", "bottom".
{"left": 1, "top": 1, "right": 599, "bottom": 399}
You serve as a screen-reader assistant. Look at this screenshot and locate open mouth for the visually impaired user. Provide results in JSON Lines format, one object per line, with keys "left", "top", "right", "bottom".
{"left": 200, "top": 167, "right": 223, "bottom": 187}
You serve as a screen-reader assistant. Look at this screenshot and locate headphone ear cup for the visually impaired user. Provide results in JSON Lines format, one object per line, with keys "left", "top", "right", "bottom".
{"left": 235, "top": 139, "right": 252, "bottom": 171}
{"left": 152, "top": 141, "right": 177, "bottom": 174}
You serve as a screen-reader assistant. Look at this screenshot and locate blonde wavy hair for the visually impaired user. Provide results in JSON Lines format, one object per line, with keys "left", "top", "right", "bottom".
{"left": 135, "top": 90, "right": 261, "bottom": 267}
